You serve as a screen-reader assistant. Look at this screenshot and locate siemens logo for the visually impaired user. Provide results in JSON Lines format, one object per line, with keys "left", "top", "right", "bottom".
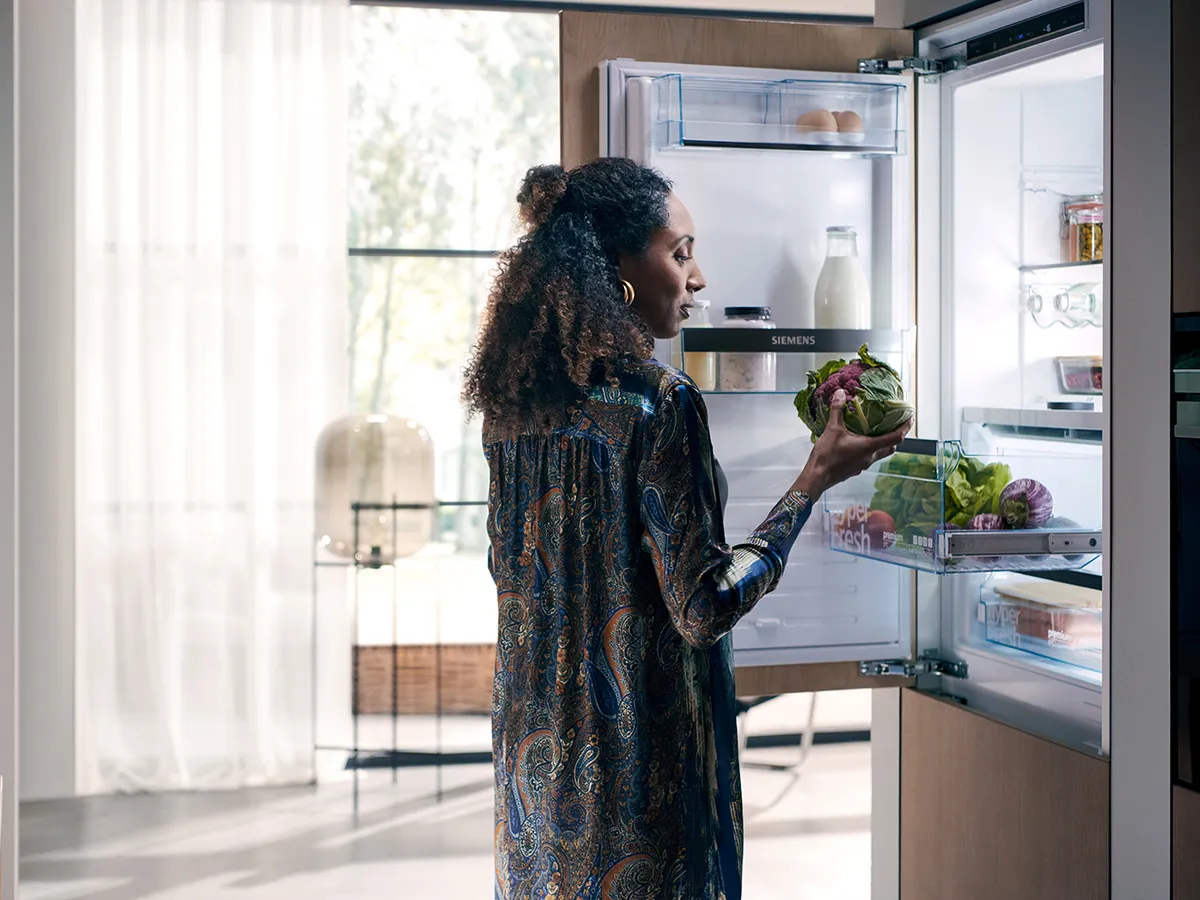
{"left": 771, "top": 335, "right": 817, "bottom": 346}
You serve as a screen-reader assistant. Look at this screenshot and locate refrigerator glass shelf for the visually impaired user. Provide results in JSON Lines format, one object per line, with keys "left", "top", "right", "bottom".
{"left": 650, "top": 74, "right": 907, "bottom": 156}
{"left": 1019, "top": 260, "right": 1103, "bottom": 276}
{"left": 821, "top": 438, "right": 1102, "bottom": 575}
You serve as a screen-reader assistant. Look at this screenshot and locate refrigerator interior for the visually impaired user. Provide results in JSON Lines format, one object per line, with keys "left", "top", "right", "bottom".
{"left": 936, "top": 42, "right": 1105, "bottom": 752}
{"left": 606, "top": 62, "right": 915, "bottom": 667}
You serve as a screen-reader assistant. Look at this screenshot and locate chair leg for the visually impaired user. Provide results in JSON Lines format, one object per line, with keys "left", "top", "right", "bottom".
{"left": 794, "top": 692, "right": 819, "bottom": 770}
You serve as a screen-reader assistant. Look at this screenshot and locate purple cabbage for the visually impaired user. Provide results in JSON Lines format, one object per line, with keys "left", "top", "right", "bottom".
{"left": 968, "top": 513, "right": 1006, "bottom": 531}
{"left": 966, "top": 513, "right": 1006, "bottom": 564}
{"left": 999, "top": 479, "right": 1053, "bottom": 529}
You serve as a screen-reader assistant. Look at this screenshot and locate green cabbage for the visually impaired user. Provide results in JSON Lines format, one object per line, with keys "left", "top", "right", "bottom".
{"left": 793, "top": 345, "right": 914, "bottom": 443}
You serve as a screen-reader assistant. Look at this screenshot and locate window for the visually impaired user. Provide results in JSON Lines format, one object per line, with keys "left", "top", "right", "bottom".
{"left": 346, "top": 6, "right": 559, "bottom": 639}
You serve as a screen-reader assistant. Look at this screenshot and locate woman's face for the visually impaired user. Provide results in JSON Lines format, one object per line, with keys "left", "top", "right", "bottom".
{"left": 619, "top": 194, "right": 707, "bottom": 340}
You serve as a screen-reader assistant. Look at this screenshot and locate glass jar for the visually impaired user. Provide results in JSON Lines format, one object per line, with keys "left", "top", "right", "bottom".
{"left": 1063, "top": 194, "right": 1104, "bottom": 263}
{"left": 681, "top": 298, "right": 716, "bottom": 391}
{"left": 719, "top": 306, "right": 776, "bottom": 392}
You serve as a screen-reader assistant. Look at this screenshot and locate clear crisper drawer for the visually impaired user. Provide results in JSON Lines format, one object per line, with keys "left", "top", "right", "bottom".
{"left": 978, "top": 576, "right": 1102, "bottom": 673}
{"left": 822, "top": 439, "right": 1102, "bottom": 575}
{"left": 651, "top": 74, "right": 907, "bottom": 155}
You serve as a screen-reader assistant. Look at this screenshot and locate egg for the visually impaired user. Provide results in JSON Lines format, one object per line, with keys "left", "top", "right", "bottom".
{"left": 795, "top": 109, "right": 837, "bottom": 133}
{"left": 832, "top": 110, "right": 865, "bottom": 133}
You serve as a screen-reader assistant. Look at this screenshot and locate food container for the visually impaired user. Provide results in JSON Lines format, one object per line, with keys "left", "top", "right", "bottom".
{"left": 980, "top": 578, "right": 1102, "bottom": 672}
{"left": 680, "top": 298, "right": 716, "bottom": 391}
{"left": 1055, "top": 356, "right": 1103, "bottom": 395}
{"left": 718, "top": 306, "right": 776, "bottom": 391}
{"left": 1062, "top": 194, "right": 1104, "bottom": 263}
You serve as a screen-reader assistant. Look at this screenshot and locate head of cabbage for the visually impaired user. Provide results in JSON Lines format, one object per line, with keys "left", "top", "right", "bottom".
{"left": 793, "top": 345, "right": 914, "bottom": 443}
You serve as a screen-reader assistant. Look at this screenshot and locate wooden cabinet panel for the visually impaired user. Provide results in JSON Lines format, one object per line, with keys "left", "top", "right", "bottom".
{"left": 560, "top": 11, "right": 912, "bottom": 168}
{"left": 901, "top": 690, "right": 1108, "bottom": 900}
{"left": 1176, "top": 784, "right": 1200, "bottom": 899}
{"left": 735, "top": 661, "right": 909, "bottom": 696}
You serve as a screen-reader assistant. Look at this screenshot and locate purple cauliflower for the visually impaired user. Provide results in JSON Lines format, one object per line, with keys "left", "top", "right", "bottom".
{"left": 795, "top": 345, "right": 914, "bottom": 442}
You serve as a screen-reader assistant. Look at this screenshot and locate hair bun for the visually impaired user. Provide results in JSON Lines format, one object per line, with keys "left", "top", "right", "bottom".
{"left": 517, "top": 164, "right": 569, "bottom": 228}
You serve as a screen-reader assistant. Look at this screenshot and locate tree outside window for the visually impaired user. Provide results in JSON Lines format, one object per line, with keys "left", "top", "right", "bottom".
{"left": 348, "top": 6, "right": 559, "bottom": 563}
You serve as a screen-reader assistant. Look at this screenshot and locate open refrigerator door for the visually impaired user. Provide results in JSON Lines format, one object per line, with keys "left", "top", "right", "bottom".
{"left": 910, "top": 1, "right": 1107, "bottom": 755}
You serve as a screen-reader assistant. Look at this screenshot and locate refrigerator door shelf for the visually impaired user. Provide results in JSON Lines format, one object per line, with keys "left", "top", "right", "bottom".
{"left": 645, "top": 73, "right": 908, "bottom": 156}
{"left": 679, "top": 326, "right": 904, "bottom": 355}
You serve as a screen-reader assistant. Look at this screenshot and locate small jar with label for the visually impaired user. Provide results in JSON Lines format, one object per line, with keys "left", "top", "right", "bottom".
{"left": 719, "top": 306, "right": 776, "bottom": 392}
{"left": 1062, "top": 194, "right": 1104, "bottom": 262}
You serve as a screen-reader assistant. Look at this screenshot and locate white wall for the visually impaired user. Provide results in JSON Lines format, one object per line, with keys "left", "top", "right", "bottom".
{"left": 18, "top": 0, "right": 74, "bottom": 802}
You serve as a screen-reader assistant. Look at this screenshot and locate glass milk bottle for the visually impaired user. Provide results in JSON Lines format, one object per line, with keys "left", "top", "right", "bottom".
{"left": 814, "top": 226, "right": 871, "bottom": 366}
{"left": 681, "top": 298, "right": 716, "bottom": 391}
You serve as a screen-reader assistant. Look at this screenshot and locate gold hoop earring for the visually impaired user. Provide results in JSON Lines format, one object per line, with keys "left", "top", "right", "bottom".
{"left": 620, "top": 279, "right": 635, "bottom": 307}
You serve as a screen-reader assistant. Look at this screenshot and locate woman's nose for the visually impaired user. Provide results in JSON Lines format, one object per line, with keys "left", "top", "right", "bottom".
{"left": 689, "top": 267, "right": 707, "bottom": 293}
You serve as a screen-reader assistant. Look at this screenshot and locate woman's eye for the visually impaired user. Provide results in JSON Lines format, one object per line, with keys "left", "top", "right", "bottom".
{"left": 674, "top": 253, "right": 691, "bottom": 264}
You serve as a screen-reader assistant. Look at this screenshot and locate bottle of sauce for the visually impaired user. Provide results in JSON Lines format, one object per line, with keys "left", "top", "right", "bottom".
{"left": 681, "top": 298, "right": 716, "bottom": 391}
{"left": 814, "top": 226, "right": 871, "bottom": 366}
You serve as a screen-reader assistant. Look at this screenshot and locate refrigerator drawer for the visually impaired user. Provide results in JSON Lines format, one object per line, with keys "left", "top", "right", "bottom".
{"left": 645, "top": 73, "right": 908, "bottom": 156}
{"left": 979, "top": 595, "right": 1102, "bottom": 673}
{"left": 822, "top": 438, "right": 1102, "bottom": 575}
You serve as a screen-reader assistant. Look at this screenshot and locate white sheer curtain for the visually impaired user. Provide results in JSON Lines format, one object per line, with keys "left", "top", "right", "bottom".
{"left": 75, "top": 0, "right": 348, "bottom": 793}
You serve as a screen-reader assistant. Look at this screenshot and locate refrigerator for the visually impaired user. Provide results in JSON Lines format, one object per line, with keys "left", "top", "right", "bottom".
{"left": 561, "top": 0, "right": 1175, "bottom": 892}
{"left": 598, "top": 0, "right": 1107, "bottom": 760}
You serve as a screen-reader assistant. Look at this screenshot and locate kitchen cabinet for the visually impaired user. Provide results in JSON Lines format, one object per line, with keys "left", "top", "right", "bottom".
{"left": 900, "top": 690, "right": 1108, "bottom": 900}
{"left": 1175, "top": 784, "right": 1200, "bottom": 899}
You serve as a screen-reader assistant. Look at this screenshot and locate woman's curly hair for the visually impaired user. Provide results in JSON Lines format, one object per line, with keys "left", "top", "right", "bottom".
{"left": 462, "top": 158, "right": 673, "bottom": 436}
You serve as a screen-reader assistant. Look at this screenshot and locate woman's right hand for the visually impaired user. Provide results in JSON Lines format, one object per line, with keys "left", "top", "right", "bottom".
{"left": 792, "top": 389, "right": 911, "bottom": 500}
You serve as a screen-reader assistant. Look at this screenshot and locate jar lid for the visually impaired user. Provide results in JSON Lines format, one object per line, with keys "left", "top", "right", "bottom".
{"left": 826, "top": 225, "right": 857, "bottom": 234}
{"left": 1064, "top": 193, "right": 1103, "bottom": 205}
{"left": 691, "top": 297, "right": 710, "bottom": 308}
{"left": 724, "top": 306, "right": 771, "bottom": 317}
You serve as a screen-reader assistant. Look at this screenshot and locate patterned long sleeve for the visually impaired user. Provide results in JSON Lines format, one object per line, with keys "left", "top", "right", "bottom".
{"left": 637, "top": 380, "right": 811, "bottom": 648}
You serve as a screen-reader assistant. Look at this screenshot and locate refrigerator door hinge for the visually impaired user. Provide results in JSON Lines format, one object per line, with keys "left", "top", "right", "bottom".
{"left": 859, "top": 653, "right": 968, "bottom": 679}
{"left": 857, "top": 56, "right": 963, "bottom": 78}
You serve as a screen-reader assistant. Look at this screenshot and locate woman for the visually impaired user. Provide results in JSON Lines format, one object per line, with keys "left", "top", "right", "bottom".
{"left": 463, "top": 158, "right": 909, "bottom": 900}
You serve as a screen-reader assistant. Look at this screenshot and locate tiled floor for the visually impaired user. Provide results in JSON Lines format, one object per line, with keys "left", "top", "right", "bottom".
{"left": 20, "top": 693, "right": 872, "bottom": 899}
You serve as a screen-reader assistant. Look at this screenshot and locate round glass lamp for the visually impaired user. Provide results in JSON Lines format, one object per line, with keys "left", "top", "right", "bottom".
{"left": 314, "top": 413, "right": 435, "bottom": 566}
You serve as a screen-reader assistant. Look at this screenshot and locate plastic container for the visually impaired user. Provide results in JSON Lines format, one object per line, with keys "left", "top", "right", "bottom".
{"left": 718, "top": 306, "right": 776, "bottom": 391}
{"left": 649, "top": 74, "right": 908, "bottom": 155}
{"left": 1055, "top": 356, "right": 1103, "bottom": 394}
{"left": 1063, "top": 194, "right": 1104, "bottom": 263}
{"left": 680, "top": 298, "right": 716, "bottom": 391}
{"left": 980, "top": 577, "right": 1102, "bottom": 672}
{"left": 822, "top": 439, "right": 1102, "bottom": 575}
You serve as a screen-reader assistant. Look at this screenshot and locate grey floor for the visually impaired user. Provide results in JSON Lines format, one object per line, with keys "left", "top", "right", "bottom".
{"left": 19, "top": 697, "right": 872, "bottom": 899}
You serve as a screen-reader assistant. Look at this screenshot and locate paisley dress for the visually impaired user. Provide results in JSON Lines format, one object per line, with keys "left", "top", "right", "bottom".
{"left": 485, "top": 361, "right": 812, "bottom": 900}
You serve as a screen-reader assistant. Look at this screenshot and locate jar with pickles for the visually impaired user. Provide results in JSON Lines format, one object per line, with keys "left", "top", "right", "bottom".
{"left": 1062, "top": 194, "right": 1104, "bottom": 263}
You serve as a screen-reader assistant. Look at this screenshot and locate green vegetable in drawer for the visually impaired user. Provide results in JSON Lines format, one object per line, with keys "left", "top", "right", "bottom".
{"left": 869, "top": 451, "right": 1012, "bottom": 546}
